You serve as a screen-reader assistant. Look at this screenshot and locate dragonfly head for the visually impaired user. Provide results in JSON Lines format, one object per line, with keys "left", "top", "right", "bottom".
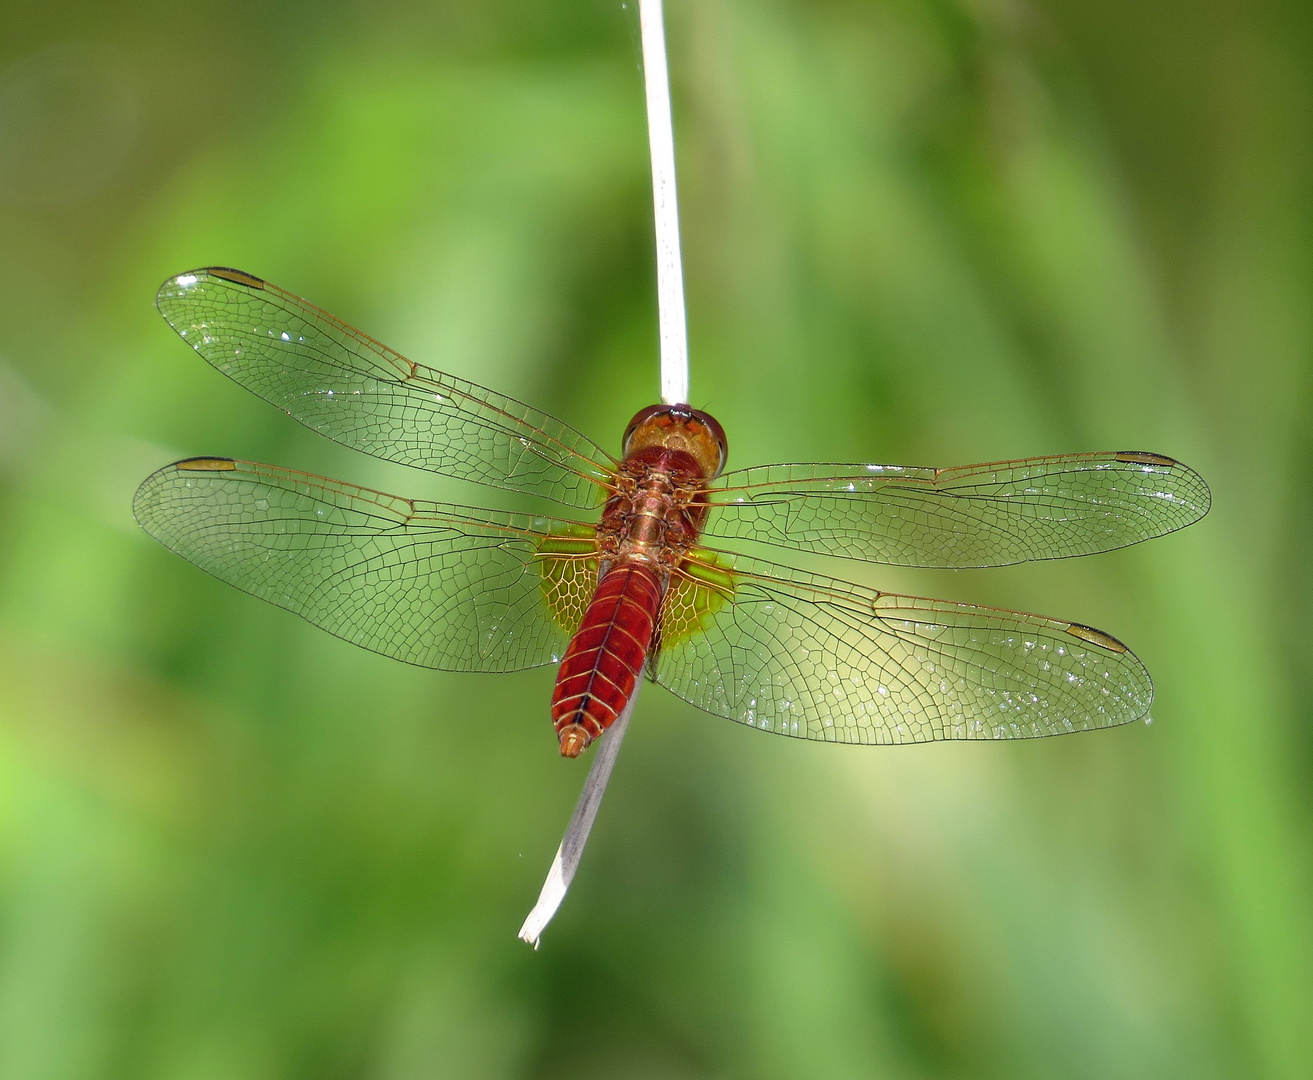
{"left": 622, "top": 404, "right": 728, "bottom": 480}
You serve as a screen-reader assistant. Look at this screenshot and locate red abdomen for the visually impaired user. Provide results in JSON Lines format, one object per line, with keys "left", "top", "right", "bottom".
{"left": 551, "top": 562, "right": 663, "bottom": 757}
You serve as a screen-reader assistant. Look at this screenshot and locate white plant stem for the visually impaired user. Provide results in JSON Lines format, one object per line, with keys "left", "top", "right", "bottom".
{"left": 518, "top": 0, "right": 689, "bottom": 948}
{"left": 517, "top": 688, "right": 639, "bottom": 948}
{"left": 640, "top": 0, "right": 690, "bottom": 406}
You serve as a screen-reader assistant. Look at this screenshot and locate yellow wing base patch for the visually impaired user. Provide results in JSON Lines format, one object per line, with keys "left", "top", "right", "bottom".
{"left": 662, "top": 550, "right": 737, "bottom": 648}
{"left": 536, "top": 536, "right": 738, "bottom": 647}
{"left": 535, "top": 526, "right": 599, "bottom": 634}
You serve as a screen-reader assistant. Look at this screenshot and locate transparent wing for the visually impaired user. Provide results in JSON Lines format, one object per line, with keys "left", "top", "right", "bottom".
{"left": 705, "top": 452, "right": 1210, "bottom": 567}
{"left": 156, "top": 268, "right": 618, "bottom": 509}
{"left": 655, "top": 549, "right": 1152, "bottom": 743}
{"left": 133, "top": 457, "right": 600, "bottom": 671}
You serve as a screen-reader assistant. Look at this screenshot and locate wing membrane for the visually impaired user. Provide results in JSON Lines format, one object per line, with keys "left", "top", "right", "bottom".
{"left": 706, "top": 452, "right": 1210, "bottom": 567}
{"left": 133, "top": 457, "right": 599, "bottom": 671}
{"left": 655, "top": 550, "right": 1152, "bottom": 743}
{"left": 156, "top": 268, "right": 617, "bottom": 509}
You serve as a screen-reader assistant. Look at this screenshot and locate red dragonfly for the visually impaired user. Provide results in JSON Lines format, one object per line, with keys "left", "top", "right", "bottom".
{"left": 135, "top": 268, "right": 1209, "bottom": 756}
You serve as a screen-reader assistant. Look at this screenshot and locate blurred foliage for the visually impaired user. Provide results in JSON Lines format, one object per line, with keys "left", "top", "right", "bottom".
{"left": 0, "top": 0, "right": 1310, "bottom": 1077}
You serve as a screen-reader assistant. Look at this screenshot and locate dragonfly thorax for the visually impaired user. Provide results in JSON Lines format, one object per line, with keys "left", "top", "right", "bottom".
{"left": 597, "top": 450, "right": 708, "bottom": 570}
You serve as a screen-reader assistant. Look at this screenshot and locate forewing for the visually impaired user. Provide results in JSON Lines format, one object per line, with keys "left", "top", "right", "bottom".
{"left": 655, "top": 551, "right": 1152, "bottom": 743}
{"left": 133, "top": 457, "right": 599, "bottom": 671}
{"left": 156, "top": 268, "right": 617, "bottom": 509}
{"left": 706, "top": 452, "right": 1210, "bottom": 567}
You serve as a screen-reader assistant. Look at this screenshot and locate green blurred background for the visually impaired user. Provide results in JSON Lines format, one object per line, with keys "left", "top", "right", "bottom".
{"left": 0, "top": 0, "right": 1309, "bottom": 1077}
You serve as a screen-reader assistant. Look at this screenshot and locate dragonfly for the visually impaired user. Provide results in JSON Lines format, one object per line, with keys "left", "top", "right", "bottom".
{"left": 134, "top": 268, "right": 1210, "bottom": 756}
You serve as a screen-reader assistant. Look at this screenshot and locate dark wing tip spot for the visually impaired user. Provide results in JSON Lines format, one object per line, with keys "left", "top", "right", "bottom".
{"left": 175, "top": 457, "right": 237, "bottom": 472}
{"left": 1115, "top": 451, "right": 1178, "bottom": 467}
{"left": 1066, "top": 622, "right": 1129, "bottom": 654}
{"left": 206, "top": 267, "right": 267, "bottom": 289}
